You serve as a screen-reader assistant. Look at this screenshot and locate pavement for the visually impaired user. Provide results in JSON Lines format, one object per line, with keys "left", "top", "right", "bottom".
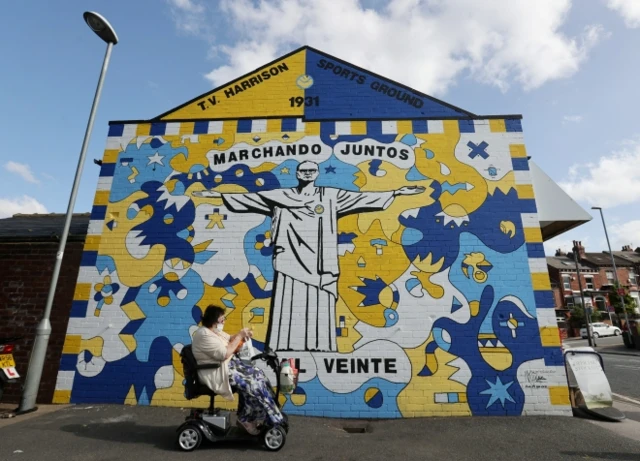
{"left": 2, "top": 403, "right": 640, "bottom": 460}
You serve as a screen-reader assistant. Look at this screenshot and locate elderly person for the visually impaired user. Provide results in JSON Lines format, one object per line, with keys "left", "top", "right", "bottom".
{"left": 192, "top": 305, "right": 284, "bottom": 435}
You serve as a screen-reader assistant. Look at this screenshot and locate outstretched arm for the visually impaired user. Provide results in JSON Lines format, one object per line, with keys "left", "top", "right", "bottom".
{"left": 337, "top": 186, "right": 426, "bottom": 217}
{"left": 191, "top": 189, "right": 272, "bottom": 215}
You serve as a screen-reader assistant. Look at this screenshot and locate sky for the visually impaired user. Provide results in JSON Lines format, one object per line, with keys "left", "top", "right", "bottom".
{"left": 1, "top": 0, "right": 639, "bottom": 255}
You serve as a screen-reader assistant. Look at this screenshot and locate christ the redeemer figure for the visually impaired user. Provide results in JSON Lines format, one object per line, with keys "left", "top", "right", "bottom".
{"left": 193, "top": 161, "right": 424, "bottom": 352}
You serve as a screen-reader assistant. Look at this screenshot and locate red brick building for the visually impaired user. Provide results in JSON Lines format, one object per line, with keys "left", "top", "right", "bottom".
{"left": 0, "top": 213, "right": 88, "bottom": 404}
{"left": 547, "top": 242, "right": 639, "bottom": 335}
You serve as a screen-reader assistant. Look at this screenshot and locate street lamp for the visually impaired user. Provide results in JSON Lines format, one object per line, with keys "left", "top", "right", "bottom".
{"left": 572, "top": 241, "right": 595, "bottom": 347}
{"left": 591, "top": 206, "right": 632, "bottom": 341}
{"left": 17, "top": 12, "right": 118, "bottom": 414}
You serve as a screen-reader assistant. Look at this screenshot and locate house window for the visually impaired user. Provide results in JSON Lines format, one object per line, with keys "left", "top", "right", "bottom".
{"left": 606, "top": 271, "right": 615, "bottom": 285}
{"left": 629, "top": 269, "right": 637, "bottom": 285}
{"left": 565, "top": 296, "right": 575, "bottom": 307}
{"left": 562, "top": 274, "right": 571, "bottom": 290}
{"left": 584, "top": 276, "right": 594, "bottom": 290}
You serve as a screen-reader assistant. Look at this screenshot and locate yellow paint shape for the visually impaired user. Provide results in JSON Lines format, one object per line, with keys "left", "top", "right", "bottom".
{"left": 396, "top": 120, "right": 412, "bottom": 134}
{"left": 524, "top": 227, "right": 543, "bottom": 243}
{"left": 62, "top": 335, "right": 82, "bottom": 354}
{"left": 469, "top": 301, "right": 480, "bottom": 317}
{"left": 516, "top": 184, "right": 535, "bottom": 200}
{"left": 136, "top": 124, "right": 149, "bottom": 136}
{"left": 489, "top": 119, "right": 506, "bottom": 132}
{"left": 540, "top": 328, "right": 562, "bottom": 347}
{"left": 266, "top": 119, "right": 281, "bottom": 132}
{"left": 84, "top": 235, "right": 101, "bottom": 252}
{"left": 479, "top": 348, "right": 513, "bottom": 371}
{"left": 93, "top": 190, "right": 110, "bottom": 206}
{"left": 102, "top": 149, "right": 120, "bottom": 163}
{"left": 351, "top": 121, "right": 367, "bottom": 135}
{"left": 125, "top": 385, "right": 137, "bottom": 405}
{"left": 81, "top": 337, "right": 104, "bottom": 357}
{"left": 122, "top": 301, "right": 145, "bottom": 320}
{"left": 74, "top": 283, "right": 92, "bottom": 301}
{"left": 162, "top": 50, "right": 306, "bottom": 120}
{"left": 178, "top": 122, "right": 193, "bottom": 135}
{"left": 305, "top": 121, "right": 320, "bottom": 135}
{"left": 510, "top": 144, "right": 527, "bottom": 158}
{"left": 53, "top": 390, "right": 71, "bottom": 404}
{"left": 531, "top": 273, "right": 552, "bottom": 290}
{"left": 549, "top": 385, "right": 570, "bottom": 405}
{"left": 119, "top": 334, "right": 137, "bottom": 353}
{"left": 443, "top": 120, "right": 460, "bottom": 134}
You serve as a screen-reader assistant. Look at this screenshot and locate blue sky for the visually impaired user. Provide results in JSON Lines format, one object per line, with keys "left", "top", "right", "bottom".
{"left": 2, "top": 0, "right": 639, "bottom": 255}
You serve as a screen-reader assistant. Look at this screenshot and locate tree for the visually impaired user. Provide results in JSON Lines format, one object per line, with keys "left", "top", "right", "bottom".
{"left": 569, "top": 304, "right": 601, "bottom": 327}
{"left": 608, "top": 284, "right": 637, "bottom": 318}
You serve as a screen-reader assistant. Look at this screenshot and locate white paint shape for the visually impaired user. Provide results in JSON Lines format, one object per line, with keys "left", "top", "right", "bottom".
{"left": 154, "top": 365, "right": 175, "bottom": 389}
{"left": 191, "top": 204, "right": 265, "bottom": 285}
{"left": 312, "top": 340, "right": 411, "bottom": 394}
{"left": 354, "top": 267, "right": 471, "bottom": 349}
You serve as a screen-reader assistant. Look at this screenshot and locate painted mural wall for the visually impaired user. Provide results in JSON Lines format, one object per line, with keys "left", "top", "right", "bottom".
{"left": 54, "top": 47, "right": 570, "bottom": 417}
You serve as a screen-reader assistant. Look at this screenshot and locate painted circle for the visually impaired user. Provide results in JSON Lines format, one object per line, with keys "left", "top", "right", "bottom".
{"left": 314, "top": 204, "right": 324, "bottom": 214}
{"left": 401, "top": 228, "right": 424, "bottom": 246}
{"left": 364, "top": 387, "right": 383, "bottom": 408}
{"left": 214, "top": 174, "right": 223, "bottom": 183}
{"left": 256, "top": 178, "right": 265, "bottom": 187}
{"left": 296, "top": 74, "right": 314, "bottom": 89}
{"left": 235, "top": 169, "right": 244, "bottom": 177}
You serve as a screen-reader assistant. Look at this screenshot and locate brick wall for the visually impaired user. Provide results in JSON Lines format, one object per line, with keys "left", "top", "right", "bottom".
{"left": 0, "top": 241, "right": 82, "bottom": 403}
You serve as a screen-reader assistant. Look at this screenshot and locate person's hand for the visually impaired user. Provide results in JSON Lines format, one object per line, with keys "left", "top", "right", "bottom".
{"left": 240, "top": 328, "right": 253, "bottom": 339}
{"left": 192, "top": 190, "right": 222, "bottom": 198}
{"left": 394, "top": 186, "right": 426, "bottom": 196}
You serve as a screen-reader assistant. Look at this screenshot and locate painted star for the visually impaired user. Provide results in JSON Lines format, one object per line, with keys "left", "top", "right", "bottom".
{"left": 280, "top": 167, "right": 290, "bottom": 174}
{"left": 480, "top": 377, "right": 515, "bottom": 408}
{"left": 325, "top": 165, "right": 336, "bottom": 174}
{"left": 147, "top": 152, "right": 165, "bottom": 166}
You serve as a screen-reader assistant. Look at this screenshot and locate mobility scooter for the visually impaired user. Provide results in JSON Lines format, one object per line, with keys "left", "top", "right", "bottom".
{"left": 175, "top": 345, "right": 297, "bottom": 452}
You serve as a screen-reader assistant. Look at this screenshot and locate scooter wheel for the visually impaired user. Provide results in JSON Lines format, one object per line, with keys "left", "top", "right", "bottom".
{"left": 263, "top": 425, "right": 287, "bottom": 451}
{"left": 176, "top": 425, "right": 202, "bottom": 452}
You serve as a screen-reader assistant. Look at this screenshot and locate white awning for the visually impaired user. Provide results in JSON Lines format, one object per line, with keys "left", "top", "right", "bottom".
{"left": 530, "top": 160, "right": 592, "bottom": 241}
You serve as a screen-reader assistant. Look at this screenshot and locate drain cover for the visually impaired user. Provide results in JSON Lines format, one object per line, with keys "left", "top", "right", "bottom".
{"left": 343, "top": 426, "right": 367, "bottom": 434}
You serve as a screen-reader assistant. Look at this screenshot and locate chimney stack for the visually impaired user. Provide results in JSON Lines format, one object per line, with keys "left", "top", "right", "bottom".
{"left": 572, "top": 240, "right": 586, "bottom": 259}
{"left": 555, "top": 248, "right": 566, "bottom": 256}
{"left": 622, "top": 245, "right": 633, "bottom": 252}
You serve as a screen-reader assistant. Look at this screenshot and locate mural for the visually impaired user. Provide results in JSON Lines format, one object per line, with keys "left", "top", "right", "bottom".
{"left": 54, "top": 47, "right": 570, "bottom": 418}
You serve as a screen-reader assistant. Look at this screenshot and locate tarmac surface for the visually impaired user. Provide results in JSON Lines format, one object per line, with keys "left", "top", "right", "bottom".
{"left": 2, "top": 404, "right": 640, "bottom": 461}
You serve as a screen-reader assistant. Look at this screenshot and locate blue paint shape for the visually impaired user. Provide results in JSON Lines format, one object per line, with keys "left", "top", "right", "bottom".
{"left": 80, "top": 251, "right": 98, "bottom": 267}
{"left": 194, "top": 250, "right": 217, "bottom": 264}
{"left": 99, "top": 163, "right": 115, "bottom": 177}
{"left": 505, "top": 119, "right": 523, "bottom": 132}
{"left": 237, "top": 119, "right": 252, "bottom": 133}
{"left": 432, "top": 327, "right": 451, "bottom": 351}
{"left": 120, "top": 319, "right": 145, "bottom": 335}
{"left": 304, "top": 49, "right": 471, "bottom": 120}
{"left": 405, "top": 278, "right": 421, "bottom": 294}
{"left": 108, "top": 124, "right": 124, "bottom": 137}
{"left": 194, "top": 121, "right": 209, "bottom": 134}
{"left": 138, "top": 387, "right": 150, "bottom": 405}
{"left": 150, "top": 123, "right": 166, "bottom": 136}
{"left": 448, "top": 392, "right": 459, "bottom": 403}
{"left": 441, "top": 181, "right": 467, "bottom": 195}
{"left": 451, "top": 296, "right": 463, "bottom": 313}
{"left": 353, "top": 277, "right": 387, "bottom": 307}
{"left": 368, "top": 159, "right": 383, "bottom": 176}
{"left": 91, "top": 206, "right": 107, "bottom": 221}
{"left": 106, "top": 220, "right": 115, "bottom": 231}
{"left": 405, "top": 166, "right": 428, "bottom": 181}
{"left": 338, "top": 232, "right": 357, "bottom": 244}
{"left": 425, "top": 149, "right": 435, "bottom": 159}
{"left": 511, "top": 158, "right": 529, "bottom": 171}
{"left": 384, "top": 308, "right": 399, "bottom": 327}
{"left": 401, "top": 228, "right": 424, "bottom": 246}
{"left": 281, "top": 118, "right": 297, "bottom": 131}
{"left": 459, "top": 120, "right": 475, "bottom": 133}
{"left": 192, "top": 305, "right": 202, "bottom": 324}
{"left": 412, "top": 120, "right": 428, "bottom": 133}
{"left": 149, "top": 137, "right": 164, "bottom": 148}
{"left": 467, "top": 141, "right": 489, "bottom": 159}
{"left": 400, "top": 134, "right": 417, "bottom": 145}
{"left": 69, "top": 301, "right": 88, "bottom": 318}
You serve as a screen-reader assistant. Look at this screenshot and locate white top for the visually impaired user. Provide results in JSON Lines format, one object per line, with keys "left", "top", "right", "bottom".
{"left": 191, "top": 327, "right": 233, "bottom": 401}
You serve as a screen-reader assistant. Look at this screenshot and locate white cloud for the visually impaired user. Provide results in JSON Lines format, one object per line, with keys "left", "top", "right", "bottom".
{"left": 0, "top": 196, "right": 47, "bottom": 219}
{"left": 610, "top": 220, "right": 640, "bottom": 249}
{"left": 563, "top": 115, "right": 583, "bottom": 123}
{"left": 5, "top": 161, "right": 40, "bottom": 184}
{"left": 606, "top": 0, "right": 640, "bottom": 28}
{"left": 559, "top": 140, "right": 640, "bottom": 208}
{"left": 169, "top": 0, "right": 605, "bottom": 95}
{"left": 166, "top": 0, "right": 211, "bottom": 38}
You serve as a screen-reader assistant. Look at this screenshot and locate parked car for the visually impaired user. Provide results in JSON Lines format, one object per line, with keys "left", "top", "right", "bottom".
{"left": 580, "top": 323, "right": 622, "bottom": 339}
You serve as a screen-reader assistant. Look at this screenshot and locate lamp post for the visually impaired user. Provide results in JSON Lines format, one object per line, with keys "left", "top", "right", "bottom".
{"left": 17, "top": 12, "right": 118, "bottom": 414}
{"left": 592, "top": 206, "right": 632, "bottom": 340}
{"left": 572, "top": 241, "right": 595, "bottom": 347}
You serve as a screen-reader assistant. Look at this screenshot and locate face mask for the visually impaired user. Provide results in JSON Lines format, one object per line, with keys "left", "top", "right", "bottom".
{"left": 215, "top": 323, "right": 224, "bottom": 332}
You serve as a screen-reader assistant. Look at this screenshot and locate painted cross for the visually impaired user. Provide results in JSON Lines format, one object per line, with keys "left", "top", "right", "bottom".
{"left": 467, "top": 141, "right": 489, "bottom": 159}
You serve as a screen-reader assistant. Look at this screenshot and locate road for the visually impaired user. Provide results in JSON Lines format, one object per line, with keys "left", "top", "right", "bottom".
{"left": 564, "top": 334, "right": 624, "bottom": 348}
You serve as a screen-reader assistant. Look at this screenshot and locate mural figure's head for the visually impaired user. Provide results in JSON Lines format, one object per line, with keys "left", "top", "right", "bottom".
{"left": 296, "top": 161, "right": 320, "bottom": 185}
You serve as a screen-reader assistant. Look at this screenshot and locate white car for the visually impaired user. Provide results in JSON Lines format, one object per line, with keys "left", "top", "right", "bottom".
{"left": 580, "top": 322, "right": 622, "bottom": 339}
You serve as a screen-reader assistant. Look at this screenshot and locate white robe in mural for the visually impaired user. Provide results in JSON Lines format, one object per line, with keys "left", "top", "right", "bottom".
{"left": 221, "top": 186, "right": 395, "bottom": 351}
